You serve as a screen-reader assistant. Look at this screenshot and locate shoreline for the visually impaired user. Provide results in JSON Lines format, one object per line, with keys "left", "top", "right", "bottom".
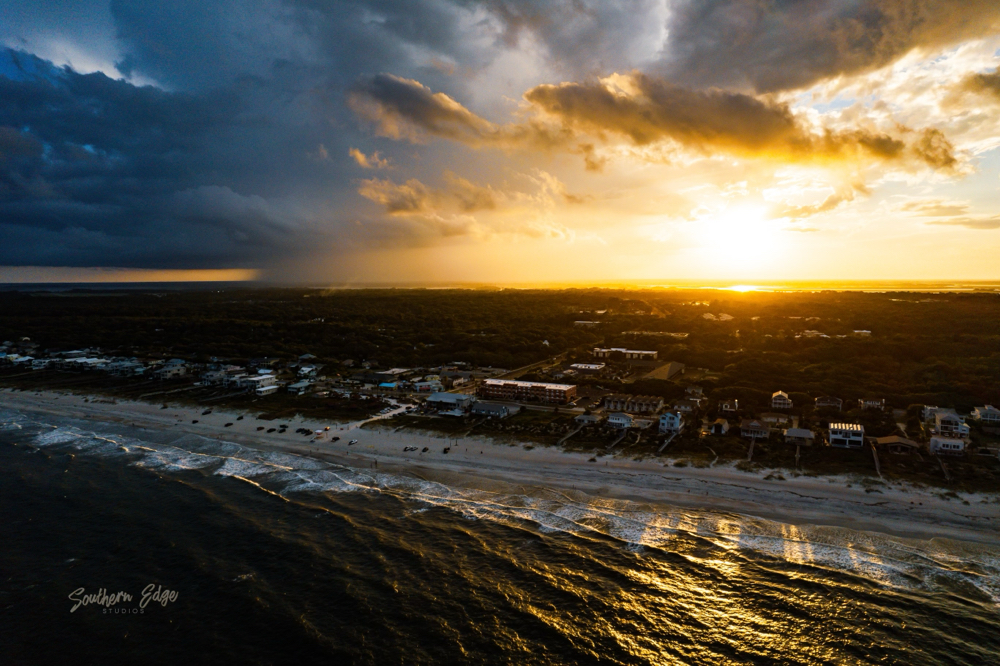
{"left": 3, "top": 388, "right": 999, "bottom": 546}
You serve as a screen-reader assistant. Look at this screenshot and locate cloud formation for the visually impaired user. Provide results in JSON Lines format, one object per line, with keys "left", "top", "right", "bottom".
{"left": 660, "top": 0, "right": 1000, "bottom": 93}
{"left": 351, "top": 70, "right": 959, "bottom": 171}
{"left": 959, "top": 67, "right": 1000, "bottom": 101}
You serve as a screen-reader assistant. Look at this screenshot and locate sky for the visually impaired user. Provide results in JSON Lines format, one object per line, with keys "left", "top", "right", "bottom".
{"left": 1, "top": 0, "right": 999, "bottom": 284}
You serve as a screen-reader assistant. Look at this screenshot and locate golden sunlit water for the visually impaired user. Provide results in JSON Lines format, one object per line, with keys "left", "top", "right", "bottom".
{"left": 4, "top": 406, "right": 999, "bottom": 665}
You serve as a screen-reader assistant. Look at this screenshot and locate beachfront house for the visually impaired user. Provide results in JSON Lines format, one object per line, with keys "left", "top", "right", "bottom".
{"left": 771, "top": 391, "right": 793, "bottom": 410}
{"left": 874, "top": 435, "right": 924, "bottom": 455}
{"left": 608, "top": 413, "right": 634, "bottom": 429}
{"left": 972, "top": 405, "right": 1000, "bottom": 425}
{"left": 659, "top": 411, "right": 683, "bottom": 434}
{"left": 783, "top": 428, "right": 815, "bottom": 446}
{"left": 934, "top": 411, "right": 970, "bottom": 438}
{"left": 575, "top": 413, "right": 605, "bottom": 425}
{"left": 740, "top": 419, "right": 770, "bottom": 440}
{"left": 814, "top": 396, "right": 843, "bottom": 411}
{"left": 930, "top": 436, "right": 966, "bottom": 456}
{"left": 828, "top": 423, "right": 865, "bottom": 449}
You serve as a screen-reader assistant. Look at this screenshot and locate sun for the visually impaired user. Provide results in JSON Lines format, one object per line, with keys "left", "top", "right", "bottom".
{"left": 689, "top": 205, "right": 787, "bottom": 274}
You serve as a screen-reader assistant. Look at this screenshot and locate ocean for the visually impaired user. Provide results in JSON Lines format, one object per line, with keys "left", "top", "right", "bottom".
{"left": 3, "top": 406, "right": 999, "bottom": 665}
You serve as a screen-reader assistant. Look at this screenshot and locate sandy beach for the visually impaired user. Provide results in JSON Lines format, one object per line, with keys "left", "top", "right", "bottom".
{"left": 4, "top": 387, "right": 998, "bottom": 545}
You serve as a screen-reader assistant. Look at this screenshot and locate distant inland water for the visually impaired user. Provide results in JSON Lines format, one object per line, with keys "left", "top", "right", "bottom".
{"left": 2, "top": 406, "right": 999, "bottom": 665}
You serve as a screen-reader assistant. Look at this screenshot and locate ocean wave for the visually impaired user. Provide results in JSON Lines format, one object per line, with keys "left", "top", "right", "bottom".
{"left": 17, "top": 415, "right": 1000, "bottom": 604}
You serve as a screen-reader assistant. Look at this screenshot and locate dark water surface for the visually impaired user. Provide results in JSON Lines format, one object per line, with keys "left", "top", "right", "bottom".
{"left": 2, "top": 408, "right": 998, "bottom": 665}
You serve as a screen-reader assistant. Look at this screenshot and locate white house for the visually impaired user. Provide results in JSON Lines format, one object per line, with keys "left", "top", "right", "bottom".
{"left": 243, "top": 374, "right": 277, "bottom": 393}
{"left": 972, "top": 405, "right": 1000, "bottom": 425}
{"left": 771, "top": 391, "right": 793, "bottom": 410}
{"left": 608, "top": 413, "right": 634, "bottom": 429}
{"left": 255, "top": 385, "right": 279, "bottom": 396}
{"left": 934, "top": 411, "right": 970, "bottom": 438}
{"left": 829, "top": 423, "right": 865, "bottom": 448}
{"left": 659, "top": 411, "right": 683, "bottom": 434}
{"left": 930, "top": 436, "right": 966, "bottom": 455}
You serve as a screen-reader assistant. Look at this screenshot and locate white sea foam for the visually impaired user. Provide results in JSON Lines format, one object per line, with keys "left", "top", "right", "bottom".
{"left": 14, "top": 411, "right": 1000, "bottom": 604}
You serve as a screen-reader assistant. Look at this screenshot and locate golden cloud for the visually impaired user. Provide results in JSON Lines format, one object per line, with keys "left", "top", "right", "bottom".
{"left": 350, "top": 72, "right": 959, "bottom": 171}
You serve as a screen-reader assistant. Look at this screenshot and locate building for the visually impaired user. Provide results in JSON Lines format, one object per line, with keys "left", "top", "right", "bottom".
{"left": 771, "top": 391, "right": 793, "bottom": 410}
{"left": 829, "top": 423, "right": 865, "bottom": 448}
{"left": 255, "top": 385, "right": 279, "bottom": 396}
{"left": 608, "top": 413, "right": 634, "bottom": 429}
{"left": 426, "top": 392, "right": 475, "bottom": 412}
{"left": 859, "top": 398, "right": 886, "bottom": 411}
{"left": 930, "top": 436, "right": 966, "bottom": 456}
{"left": 685, "top": 386, "right": 704, "bottom": 397}
{"left": 413, "top": 381, "right": 444, "bottom": 393}
{"left": 569, "top": 363, "right": 605, "bottom": 374}
{"left": 592, "top": 348, "right": 658, "bottom": 361}
{"left": 287, "top": 381, "right": 312, "bottom": 395}
{"left": 719, "top": 399, "right": 739, "bottom": 415}
{"left": 934, "top": 411, "right": 970, "bottom": 438}
{"left": 672, "top": 399, "right": 700, "bottom": 414}
{"left": 972, "top": 405, "right": 1000, "bottom": 425}
{"left": 575, "top": 413, "right": 605, "bottom": 425}
{"left": 760, "top": 412, "right": 791, "bottom": 426}
{"left": 783, "top": 428, "right": 815, "bottom": 446}
{"left": 478, "top": 379, "right": 577, "bottom": 404}
{"left": 708, "top": 419, "right": 729, "bottom": 436}
{"left": 243, "top": 374, "right": 278, "bottom": 393}
{"left": 604, "top": 394, "right": 663, "bottom": 414}
{"left": 874, "top": 435, "right": 923, "bottom": 455}
{"left": 815, "top": 396, "right": 843, "bottom": 411}
{"left": 574, "top": 321, "right": 599, "bottom": 327}
{"left": 659, "top": 412, "right": 683, "bottom": 434}
{"left": 740, "top": 419, "right": 770, "bottom": 440}
{"left": 471, "top": 402, "right": 511, "bottom": 419}
{"left": 156, "top": 359, "right": 188, "bottom": 379}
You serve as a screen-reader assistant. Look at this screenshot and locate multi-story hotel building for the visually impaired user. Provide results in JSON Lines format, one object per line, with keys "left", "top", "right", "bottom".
{"left": 478, "top": 379, "right": 577, "bottom": 404}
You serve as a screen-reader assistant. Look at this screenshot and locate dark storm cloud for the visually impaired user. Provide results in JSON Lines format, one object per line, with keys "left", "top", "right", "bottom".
{"left": 5, "top": 0, "right": 643, "bottom": 269}
{"left": 660, "top": 0, "right": 1000, "bottom": 92}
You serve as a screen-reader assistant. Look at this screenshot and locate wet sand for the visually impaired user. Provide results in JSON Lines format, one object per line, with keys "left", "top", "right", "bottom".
{"left": 4, "top": 388, "right": 999, "bottom": 545}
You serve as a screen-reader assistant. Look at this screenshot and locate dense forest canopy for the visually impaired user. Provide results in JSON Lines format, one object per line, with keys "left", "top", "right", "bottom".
{"left": 1, "top": 287, "right": 997, "bottom": 409}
